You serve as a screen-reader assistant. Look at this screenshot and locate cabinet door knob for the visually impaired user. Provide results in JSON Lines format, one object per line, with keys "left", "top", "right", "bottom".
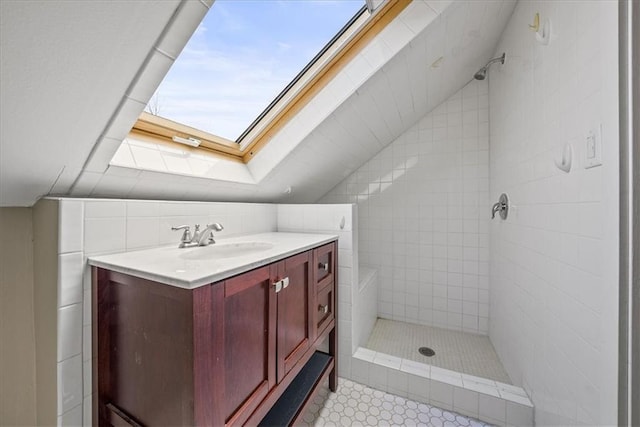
{"left": 319, "top": 262, "right": 329, "bottom": 271}
{"left": 282, "top": 277, "right": 289, "bottom": 289}
{"left": 318, "top": 305, "right": 329, "bottom": 314}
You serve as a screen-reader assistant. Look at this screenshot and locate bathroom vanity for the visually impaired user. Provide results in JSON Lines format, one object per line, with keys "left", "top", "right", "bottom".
{"left": 89, "top": 233, "right": 337, "bottom": 426}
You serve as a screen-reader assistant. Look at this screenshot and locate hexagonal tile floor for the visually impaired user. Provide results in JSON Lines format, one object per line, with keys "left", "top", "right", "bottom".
{"left": 297, "top": 378, "right": 493, "bottom": 427}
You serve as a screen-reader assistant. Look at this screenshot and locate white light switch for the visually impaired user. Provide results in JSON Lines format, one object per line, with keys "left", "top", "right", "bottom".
{"left": 584, "top": 124, "right": 603, "bottom": 168}
{"left": 586, "top": 134, "right": 596, "bottom": 159}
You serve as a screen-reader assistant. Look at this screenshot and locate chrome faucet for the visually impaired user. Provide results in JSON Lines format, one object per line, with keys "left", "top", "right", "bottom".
{"left": 196, "top": 223, "right": 224, "bottom": 245}
{"left": 171, "top": 223, "right": 224, "bottom": 248}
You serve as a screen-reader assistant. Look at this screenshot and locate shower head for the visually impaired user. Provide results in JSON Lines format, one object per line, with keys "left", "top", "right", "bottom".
{"left": 474, "top": 69, "right": 487, "bottom": 81}
{"left": 474, "top": 52, "right": 506, "bottom": 80}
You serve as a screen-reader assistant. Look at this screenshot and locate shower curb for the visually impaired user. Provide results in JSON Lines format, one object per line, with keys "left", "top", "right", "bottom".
{"left": 349, "top": 347, "right": 534, "bottom": 426}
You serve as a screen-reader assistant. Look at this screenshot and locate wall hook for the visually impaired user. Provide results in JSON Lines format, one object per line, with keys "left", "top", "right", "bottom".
{"left": 529, "top": 13, "right": 540, "bottom": 32}
{"left": 536, "top": 17, "right": 552, "bottom": 45}
{"left": 555, "top": 143, "right": 572, "bottom": 173}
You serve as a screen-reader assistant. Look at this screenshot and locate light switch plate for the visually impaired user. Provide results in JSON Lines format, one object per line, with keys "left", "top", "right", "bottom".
{"left": 584, "top": 124, "right": 603, "bottom": 169}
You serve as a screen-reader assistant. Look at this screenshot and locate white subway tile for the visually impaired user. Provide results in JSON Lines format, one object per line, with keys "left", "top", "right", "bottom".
{"left": 58, "top": 403, "right": 82, "bottom": 427}
{"left": 126, "top": 217, "right": 160, "bottom": 250}
{"left": 479, "top": 394, "right": 506, "bottom": 424}
{"left": 373, "top": 353, "right": 402, "bottom": 370}
{"left": 58, "top": 355, "right": 82, "bottom": 415}
{"left": 59, "top": 201, "right": 84, "bottom": 254}
{"left": 499, "top": 389, "right": 533, "bottom": 407}
{"left": 126, "top": 200, "right": 160, "bottom": 217}
{"left": 84, "top": 201, "right": 125, "bottom": 218}
{"left": 453, "top": 386, "right": 479, "bottom": 417}
{"left": 368, "top": 362, "right": 388, "bottom": 391}
{"left": 430, "top": 380, "right": 454, "bottom": 408}
{"left": 84, "top": 218, "right": 126, "bottom": 255}
{"left": 387, "top": 370, "right": 409, "bottom": 396}
{"left": 400, "top": 359, "right": 431, "bottom": 378}
{"left": 506, "top": 401, "right": 534, "bottom": 427}
{"left": 58, "top": 252, "right": 84, "bottom": 307}
{"left": 463, "top": 378, "right": 500, "bottom": 398}
{"left": 353, "top": 347, "right": 377, "bottom": 362}
{"left": 351, "top": 358, "right": 370, "bottom": 384}
{"left": 58, "top": 304, "right": 82, "bottom": 362}
{"left": 407, "top": 374, "right": 430, "bottom": 403}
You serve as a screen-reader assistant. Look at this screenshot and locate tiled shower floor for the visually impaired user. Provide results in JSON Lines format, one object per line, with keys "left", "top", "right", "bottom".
{"left": 365, "top": 319, "right": 511, "bottom": 384}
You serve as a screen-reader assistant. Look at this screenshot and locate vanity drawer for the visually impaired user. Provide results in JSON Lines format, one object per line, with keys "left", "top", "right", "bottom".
{"left": 314, "top": 242, "right": 335, "bottom": 289}
{"left": 315, "top": 282, "right": 334, "bottom": 335}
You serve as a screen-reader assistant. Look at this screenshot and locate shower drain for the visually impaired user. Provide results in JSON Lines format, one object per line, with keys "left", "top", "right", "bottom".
{"left": 418, "top": 347, "right": 435, "bottom": 357}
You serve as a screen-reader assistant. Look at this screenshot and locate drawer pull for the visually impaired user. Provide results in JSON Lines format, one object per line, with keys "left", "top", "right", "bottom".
{"left": 273, "top": 281, "right": 283, "bottom": 293}
{"left": 319, "top": 262, "right": 329, "bottom": 271}
{"left": 273, "top": 277, "right": 290, "bottom": 293}
{"left": 319, "top": 305, "right": 329, "bottom": 314}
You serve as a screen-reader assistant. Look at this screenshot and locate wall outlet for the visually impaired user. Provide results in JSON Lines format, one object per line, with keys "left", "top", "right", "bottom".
{"left": 584, "top": 124, "right": 603, "bottom": 169}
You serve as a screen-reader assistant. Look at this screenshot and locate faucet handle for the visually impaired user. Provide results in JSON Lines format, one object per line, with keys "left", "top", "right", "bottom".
{"left": 171, "top": 225, "right": 192, "bottom": 243}
{"left": 491, "top": 193, "right": 509, "bottom": 220}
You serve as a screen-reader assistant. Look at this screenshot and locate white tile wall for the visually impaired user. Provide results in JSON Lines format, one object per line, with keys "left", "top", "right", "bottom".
{"left": 54, "top": 198, "right": 281, "bottom": 425}
{"left": 57, "top": 354, "right": 82, "bottom": 416}
{"left": 354, "top": 266, "right": 378, "bottom": 350}
{"left": 321, "top": 79, "right": 490, "bottom": 335}
{"left": 58, "top": 201, "right": 83, "bottom": 254}
{"left": 488, "top": 1, "right": 619, "bottom": 425}
{"left": 57, "top": 304, "right": 82, "bottom": 362}
{"left": 57, "top": 403, "right": 82, "bottom": 427}
{"left": 52, "top": 198, "right": 356, "bottom": 425}
{"left": 58, "top": 252, "right": 84, "bottom": 307}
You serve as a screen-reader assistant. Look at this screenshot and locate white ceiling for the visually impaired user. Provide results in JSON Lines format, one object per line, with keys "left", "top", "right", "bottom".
{"left": 0, "top": 0, "right": 191, "bottom": 206}
{"left": 0, "top": 0, "right": 516, "bottom": 207}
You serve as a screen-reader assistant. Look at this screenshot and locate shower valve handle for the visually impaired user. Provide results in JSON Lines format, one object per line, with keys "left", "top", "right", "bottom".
{"left": 491, "top": 193, "right": 509, "bottom": 220}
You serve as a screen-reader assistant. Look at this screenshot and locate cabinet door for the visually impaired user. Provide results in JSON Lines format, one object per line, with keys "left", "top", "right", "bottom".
{"left": 218, "top": 265, "right": 277, "bottom": 426}
{"left": 276, "top": 250, "right": 313, "bottom": 383}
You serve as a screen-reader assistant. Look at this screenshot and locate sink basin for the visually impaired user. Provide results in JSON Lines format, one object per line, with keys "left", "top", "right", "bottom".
{"left": 179, "top": 241, "right": 274, "bottom": 261}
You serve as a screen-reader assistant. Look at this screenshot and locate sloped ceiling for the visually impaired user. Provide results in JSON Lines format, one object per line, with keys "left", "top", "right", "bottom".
{"left": 0, "top": 0, "right": 516, "bottom": 207}
{"left": 0, "top": 0, "right": 192, "bottom": 206}
{"left": 261, "top": 0, "right": 517, "bottom": 203}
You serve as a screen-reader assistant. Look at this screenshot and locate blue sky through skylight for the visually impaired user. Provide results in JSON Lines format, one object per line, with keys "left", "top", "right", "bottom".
{"left": 148, "top": 0, "right": 364, "bottom": 141}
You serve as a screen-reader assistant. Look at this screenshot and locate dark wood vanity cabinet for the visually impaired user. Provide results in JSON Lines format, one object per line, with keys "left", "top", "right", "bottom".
{"left": 93, "top": 241, "right": 337, "bottom": 427}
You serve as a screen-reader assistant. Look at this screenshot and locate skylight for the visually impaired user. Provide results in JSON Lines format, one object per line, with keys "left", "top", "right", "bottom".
{"left": 147, "top": 0, "right": 365, "bottom": 142}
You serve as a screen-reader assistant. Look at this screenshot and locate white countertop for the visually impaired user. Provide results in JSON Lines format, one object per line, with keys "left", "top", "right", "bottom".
{"left": 88, "top": 232, "right": 338, "bottom": 289}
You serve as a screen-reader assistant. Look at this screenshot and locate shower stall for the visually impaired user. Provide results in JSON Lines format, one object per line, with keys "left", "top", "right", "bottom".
{"left": 320, "top": 1, "right": 621, "bottom": 425}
